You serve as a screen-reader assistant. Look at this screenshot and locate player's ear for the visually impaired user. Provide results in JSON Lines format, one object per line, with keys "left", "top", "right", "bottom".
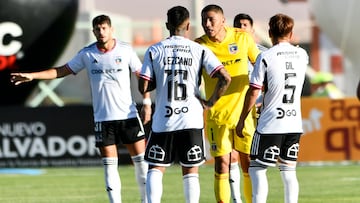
{"left": 289, "top": 31, "right": 293, "bottom": 40}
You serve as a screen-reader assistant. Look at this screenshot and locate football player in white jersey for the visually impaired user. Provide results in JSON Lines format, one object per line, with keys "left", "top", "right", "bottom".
{"left": 236, "top": 14, "right": 308, "bottom": 203}
{"left": 11, "top": 15, "right": 150, "bottom": 203}
{"left": 138, "top": 6, "right": 230, "bottom": 203}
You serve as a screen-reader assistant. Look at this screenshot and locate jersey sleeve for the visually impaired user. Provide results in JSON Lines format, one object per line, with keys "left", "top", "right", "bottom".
{"left": 128, "top": 46, "right": 142, "bottom": 73}
{"left": 250, "top": 53, "right": 265, "bottom": 89}
{"left": 66, "top": 49, "right": 86, "bottom": 74}
{"left": 202, "top": 47, "right": 224, "bottom": 77}
{"left": 139, "top": 47, "right": 154, "bottom": 81}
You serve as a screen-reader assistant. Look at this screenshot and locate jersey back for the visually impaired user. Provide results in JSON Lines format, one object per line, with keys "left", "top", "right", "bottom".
{"left": 251, "top": 42, "right": 309, "bottom": 134}
{"left": 141, "top": 36, "right": 222, "bottom": 132}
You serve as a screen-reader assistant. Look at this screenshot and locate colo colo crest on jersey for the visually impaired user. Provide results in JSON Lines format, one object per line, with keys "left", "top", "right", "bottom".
{"left": 228, "top": 43, "right": 238, "bottom": 54}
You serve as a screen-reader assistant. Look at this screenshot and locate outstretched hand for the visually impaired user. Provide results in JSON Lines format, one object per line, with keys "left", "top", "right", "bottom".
{"left": 10, "top": 73, "right": 33, "bottom": 85}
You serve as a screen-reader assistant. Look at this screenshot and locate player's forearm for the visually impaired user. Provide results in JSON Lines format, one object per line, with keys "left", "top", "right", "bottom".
{"left": 31, "top": 65, "right": 73, "bottom": 79}
{"left": 208, "top": 68, "right": 231, "bottom": 105}
{"left": 143, "top": 92, "right": 151, "bottom": 99}
{"left": 239, "top": 87, "right": 258, "bottom": 121}
{"left": 142, "top": 92, "right": 152, "bottom": 105}
{"left": 30, "top": 68, "right": 58, "bottom": 80}
{"left": 138, "top": 78, "right": 148, "bottom": 94}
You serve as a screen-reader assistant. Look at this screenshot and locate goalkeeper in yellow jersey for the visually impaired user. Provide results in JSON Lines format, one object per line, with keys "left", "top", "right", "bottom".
{"left": 195, "top": 4, "right": 260, "bottom": 203}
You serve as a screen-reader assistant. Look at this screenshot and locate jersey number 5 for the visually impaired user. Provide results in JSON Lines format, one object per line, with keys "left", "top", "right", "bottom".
{"left": 283, "top": 72, "right": 296, "bottom": 104}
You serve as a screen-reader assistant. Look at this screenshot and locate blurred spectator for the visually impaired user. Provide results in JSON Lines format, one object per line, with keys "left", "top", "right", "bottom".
{"left": 310, "top": 71, "right": 344, "bottom": 99}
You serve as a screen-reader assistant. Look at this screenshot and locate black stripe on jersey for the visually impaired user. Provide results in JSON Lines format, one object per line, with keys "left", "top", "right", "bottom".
{"left": 198, "top": 50, "right": 205, "bottom": 86}
{"left": 263, "top": 59, "right": 268, "bottom": 98}
{"left": 262, "top": 59, "right": 268, "bottom": 67}
{"left": 148, "top": 51, "right": 156, "bottom": 91}
{"left": 264, "top": 72, "right": 268, "bottom": 95}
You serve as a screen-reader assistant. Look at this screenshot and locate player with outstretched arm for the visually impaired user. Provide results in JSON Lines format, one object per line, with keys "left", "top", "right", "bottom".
{"left": 11, "top": 14, "right": 150, "bottom": 203}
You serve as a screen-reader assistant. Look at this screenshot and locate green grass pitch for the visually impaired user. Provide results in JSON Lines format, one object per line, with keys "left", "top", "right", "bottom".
{"left": 0, "top": 163, "right": 359, "bottom": 203}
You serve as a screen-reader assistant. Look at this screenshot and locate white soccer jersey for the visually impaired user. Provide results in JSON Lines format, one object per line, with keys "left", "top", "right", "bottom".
{"left": 251, "top": 42, "right": 308, "bottom": 134}
{"left": 66, "top": 40, "right": 141, "bottom": 122}
{"left": 248, "top": 44, "right": 268, "bottom": 79}
{"left": 140, "top": 36, "right": 223, "bottom": 132}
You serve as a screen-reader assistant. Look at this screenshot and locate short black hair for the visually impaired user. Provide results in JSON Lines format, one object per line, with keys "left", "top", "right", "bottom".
{"left": 233, "top": 13, "right": 253, "bottom": 28}
{"left": 201, "top": 4, "right": 223, "bottom": 15}
{"left": 92, "top": 14, "right": 111, "bottom": 28}
{"left": 167, "top": 6, "right": 189, "bottom": 29}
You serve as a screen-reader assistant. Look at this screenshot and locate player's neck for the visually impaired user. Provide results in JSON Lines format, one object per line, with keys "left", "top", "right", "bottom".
{"left": 272, "top": 37, "right": 290, "bottom": 45}
{"left": 97, "top": 38, "right": 115, "bottom": 52}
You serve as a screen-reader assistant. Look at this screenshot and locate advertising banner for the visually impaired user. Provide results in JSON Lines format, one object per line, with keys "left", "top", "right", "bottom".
{"left": 1, "top": 98, "right": 359, "bottom": 167}
{"left": 299, "top": 97, "right": 360, "bottom": 161}
{"left": 0, "top": 105, "right": 101, "bottom": 167}
{"left": 0, "top": 0, "right": 78, "bottom": 106}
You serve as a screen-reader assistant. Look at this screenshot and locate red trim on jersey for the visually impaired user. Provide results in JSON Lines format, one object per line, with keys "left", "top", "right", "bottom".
{"left": 139, "top": 74, "right": 151, "bottom": 81}
{"left": 250, "top": 83, "right": 262, "bottom": 89}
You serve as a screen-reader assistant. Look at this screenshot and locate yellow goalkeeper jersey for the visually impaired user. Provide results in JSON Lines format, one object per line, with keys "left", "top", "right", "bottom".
{"left": 196, "top": 27, "right": 260, "bottom": 127}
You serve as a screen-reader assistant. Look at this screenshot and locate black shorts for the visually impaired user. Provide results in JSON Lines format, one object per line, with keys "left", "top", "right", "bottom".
{"left": 145, "top": 129, "right": 205, "bottom": 167}
{"left": 94, "top": 117, "right": 145, "bottom": 147}
{"left": 250, "top": 131, "right": 301, "bottom": 167}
